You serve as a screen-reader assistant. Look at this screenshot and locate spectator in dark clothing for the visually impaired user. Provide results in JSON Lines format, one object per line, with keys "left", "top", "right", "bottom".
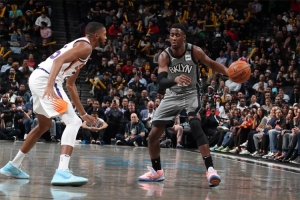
{"left": 87, "top": 101, "right": 106, "bottom": 121}
{"left": 289, "top": 87, "right": 300, "bottom": 105}
{"left": 103, "top": 88, "right": 116, "bottom": 103}
{"left": 128, "top": 73, "right": 146, "bottom": 97}
{"left": 84, "top": 98, "right": 94, "bottom": 112}
{"left": 123, "top": 101, "right": 140, "bottom": 123}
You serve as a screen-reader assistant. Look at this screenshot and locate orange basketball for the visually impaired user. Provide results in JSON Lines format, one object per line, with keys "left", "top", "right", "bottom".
{"left": 228, "top": 60, "right": 251, "bottom": 84}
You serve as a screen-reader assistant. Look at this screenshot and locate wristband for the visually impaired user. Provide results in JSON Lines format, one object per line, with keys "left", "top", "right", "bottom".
{"left": 80, "top": 113, "right": 88, "bottom": 118}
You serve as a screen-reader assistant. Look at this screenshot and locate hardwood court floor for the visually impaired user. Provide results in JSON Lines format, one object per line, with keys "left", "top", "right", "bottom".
{"left": 0, "top": 141, "right": 299, "bottom": 200}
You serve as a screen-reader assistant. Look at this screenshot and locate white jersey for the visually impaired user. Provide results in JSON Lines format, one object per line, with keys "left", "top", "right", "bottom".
{"left": 38, "top": 37, "right": 91, "bottom": 86}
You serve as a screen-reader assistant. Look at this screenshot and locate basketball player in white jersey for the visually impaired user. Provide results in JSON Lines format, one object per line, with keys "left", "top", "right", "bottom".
{"left": 0, "top": 22, "right": 106, "bottom": 186}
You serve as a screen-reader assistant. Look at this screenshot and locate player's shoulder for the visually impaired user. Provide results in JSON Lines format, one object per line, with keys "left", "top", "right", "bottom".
{"left": 73, "top": 37, "right": 92, "bottom": 50}
{"left": 189, "top": 44, "right": 203, "bottom": 52}
{"left": 158, "top": 49, "right": 170, "bottom": 60}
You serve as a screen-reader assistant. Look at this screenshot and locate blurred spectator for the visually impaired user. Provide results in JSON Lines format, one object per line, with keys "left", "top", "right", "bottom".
{"left": 35, "top": 12, "right": 51, "bottom": 27}
{"left": 40, "top": 22, "right": 52, "bottom": 39}
{"left": 81, "top": 111, "right": 108, "bottom": 145}
{"left": 116, "top": 113, "right": 145, "bottom": 146}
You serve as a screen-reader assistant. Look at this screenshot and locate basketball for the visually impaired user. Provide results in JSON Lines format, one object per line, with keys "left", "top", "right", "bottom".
{"left": 228, "top": 60, "right": 251, "bottom": 84}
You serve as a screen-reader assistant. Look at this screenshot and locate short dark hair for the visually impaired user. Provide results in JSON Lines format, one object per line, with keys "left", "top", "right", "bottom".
{"left": 85, "top": 22, "right": 104, "bottom": 35}
{"left": 170, "top": 23, "right": 187, "bottom": 35}
{"left": 41, "top": 21, "right": 47, "bottom": 27}
{"left": 91, "top": 111, "right": 98, "bottom": 115}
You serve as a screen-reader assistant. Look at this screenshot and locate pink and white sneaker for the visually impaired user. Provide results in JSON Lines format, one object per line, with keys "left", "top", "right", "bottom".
{"left": 206, "top": 167, "right": 221, "bottom": 187}
{"left": 138, "top": 166, "right": 165, "bottom": 182}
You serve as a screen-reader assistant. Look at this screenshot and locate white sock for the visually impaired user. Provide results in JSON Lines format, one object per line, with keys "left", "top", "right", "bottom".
{"left": 58, "top": 154, "right": 70, "bottom": 170}
{"left": 11, "top": 150, "right": 26, "bottom": 168}
{"left": 208, "top": 167, "right": 214, "bottom": 171}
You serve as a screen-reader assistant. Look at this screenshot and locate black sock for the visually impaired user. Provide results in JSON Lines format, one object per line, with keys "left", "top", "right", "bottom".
{"left": 203, "top": 155, "right": 214, "bottom": 170}
{"left": 151, "top": 156, "right": 161, "bottom": 171}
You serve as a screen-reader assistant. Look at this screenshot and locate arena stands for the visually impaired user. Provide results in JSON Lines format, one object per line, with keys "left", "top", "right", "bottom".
{"left": 2, "top": 0, "right": 300, "bottom": 166}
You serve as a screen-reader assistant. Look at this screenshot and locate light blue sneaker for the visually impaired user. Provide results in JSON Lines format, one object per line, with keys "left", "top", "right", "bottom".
{"left": 210, "top": 145, "right": 218, "bottom": 151}
{"left": 0, "top": 161, "right": 30, "bottom": 179}
{"left": 51, "top": 169, "right": 88, "bottom": 186}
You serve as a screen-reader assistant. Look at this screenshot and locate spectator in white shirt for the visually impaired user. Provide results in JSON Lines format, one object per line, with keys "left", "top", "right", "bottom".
{"left": 225, "top": 79, "right": 241, "bottom": 92}
{"left": 249, "top": 95, "right": 260, "bottom": 108}
{"left": 188, "top": 23, "right": 200, "bottom": 36}
{"left": 18, "top": 60, "right": 34, "bottom": 73}
{"left": 35, "top": 12, "right": 51, "bottom": 28}
{"left": 216, "top": 51, "right": 227, "bottom": 66}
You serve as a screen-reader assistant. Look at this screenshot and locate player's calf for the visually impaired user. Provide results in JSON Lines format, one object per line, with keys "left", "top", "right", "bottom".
{"left": 189, "top": 117, "right": 221, "bottom": 187}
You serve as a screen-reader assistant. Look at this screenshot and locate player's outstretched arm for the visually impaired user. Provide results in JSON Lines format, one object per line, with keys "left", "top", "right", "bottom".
{"left": 157, "top": 52, "right": 191, "bottom": 89}
{"left": 193, "top": 46, "right": 228, "bottom": 76}
{"left": 43, "top": 42, "right": 92, "bottom": 100}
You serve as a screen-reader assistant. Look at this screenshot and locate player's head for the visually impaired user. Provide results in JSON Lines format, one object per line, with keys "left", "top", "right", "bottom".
{"left": 85, "top": 22, "right": 107, "bottom": 48}
{"left": 169, "top": 23, "right": 187, "bottom": 50}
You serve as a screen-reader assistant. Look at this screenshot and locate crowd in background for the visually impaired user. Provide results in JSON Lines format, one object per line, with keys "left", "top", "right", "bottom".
{"left": 0, "top": 0, "right": 56, "bottom": 141}
{"left": 1, "top": 0, "right": 300, "bottom": 166}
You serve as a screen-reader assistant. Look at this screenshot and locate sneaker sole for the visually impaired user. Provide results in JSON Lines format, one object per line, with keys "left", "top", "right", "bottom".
{"left": 0, "top": 169, "right": 29, "bottom": 179}
{"left": 138, "top": 176, "right": 165, "bottom": 182}
{"left": 51, "top": 180, "right": 88, "bottom": 186}
{"left": 209, "top": 178, "right": 221, "bottom": 187}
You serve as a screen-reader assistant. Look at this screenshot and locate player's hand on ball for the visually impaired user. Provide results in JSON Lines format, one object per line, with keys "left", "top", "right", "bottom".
{"left": 82, "top": 114, "right": 97, "bottom": 125}
{"left": 43, "top": 85, "right": 60, "bottom": 100}
{"left": 174, "top": 74, "right": 191, "bottom": 86}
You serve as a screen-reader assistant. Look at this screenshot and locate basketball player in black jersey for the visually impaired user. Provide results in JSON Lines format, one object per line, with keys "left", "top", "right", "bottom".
{"left": 138, "top": 24, "right": 228, "bottom": 187}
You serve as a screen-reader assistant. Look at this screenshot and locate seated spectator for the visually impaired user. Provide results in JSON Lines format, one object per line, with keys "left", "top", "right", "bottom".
{"left": 133, "top": 53, "right": 146, "bottom": 69}
{"left": 4, "top": 63, "right": 23, "bottom": 85}
{"left": 116, "top": 113, "right": 145, "bottom": 146}
{"left": 249, "top": 95, "right": 260, "bottom": 108}
{"left": 124, "top": 101, "right": 140, "bottom": 123}
{"left": 117, "top": 43, "right": 130, "bottom": 61}
{"left": 35, "top": 12, "right": 51, "bottom": 28}
{"left": 14, "top": 96, "right": 32, "bottom": 139}
{"left": 1, "top": 87, "right": 16, "bottom": 103}
{"left": 40, "top": 22, "right": 52, "bottom": 40}
{"left": 9, "top": 5, "right": 23, "bottom": 19}
{"left": 84, "top": 98, "right": 94, "bottom": 112}
{"left": 146, "top": 75, "right": 159, "bottom": 100}
{"left": 0, "top": 57, "right": 13, "bottom": 74}
{"left": 14, "top": 84, "right": 31, "bottom": 103}
{"left": 0, "top": 103, "right": 21, "bottom": 141}
{"left": 225, "top": 79, "right": 241, "bottom": 92}
{"left": 106, "top": 99, "right": 123, "bottom": 125}
{"left": 120, "top": 97, "right": 128, "bottom": 113}
{"left": 140, "top": 101, "right": 155, "bottom": 133}
{"left": 128, "top": 71, "right": 147, "bottom": 87}
{"left": 108, "top": 22, "right": 122, "bottom": 38}
{"left": 87, "top": 100, "right": 105, "bottom": 121}
{"left": 81, "top": 111, "right": 108, "bottom": 145}
{"left": 18, "top": 60, "right": 32, "bottom": 74}
{"left": 23, "top": 41, "right": 39, "bottom": 59}
{"left": 122, "top": 21, "right": 134, "bottom": 36}
{"left": 103, "top": 88, "right": 116, "bottom": 104}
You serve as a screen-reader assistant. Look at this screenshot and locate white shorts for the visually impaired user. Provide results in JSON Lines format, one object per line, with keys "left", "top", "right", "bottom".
{"left": 29, "top": 69, "right": 72, "bottom": 118}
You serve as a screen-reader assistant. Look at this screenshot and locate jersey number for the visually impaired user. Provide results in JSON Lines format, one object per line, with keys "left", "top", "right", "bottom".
{"left": 50, "top": 50, "right": 61, "bottom": 59}
{"left": 50, "top": 45, "right": 68, "bottom": 59}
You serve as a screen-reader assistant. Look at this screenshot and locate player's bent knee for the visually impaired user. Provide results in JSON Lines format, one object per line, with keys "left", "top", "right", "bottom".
{"left": 65, "top": 116, "right": 82, "bottom": 127}
{"left": 148, "top": 124, "right": 165, "bottom": 141}
{"left": 189, "top": 118, "right": 208, "bottom": 146}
